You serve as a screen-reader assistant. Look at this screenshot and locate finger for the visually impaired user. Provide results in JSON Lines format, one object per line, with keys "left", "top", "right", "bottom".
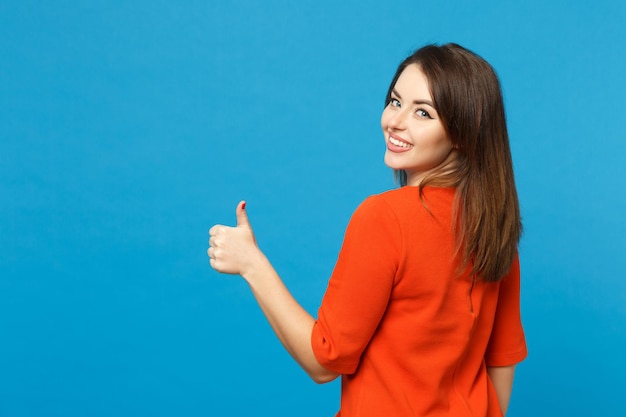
{"left": 209, "top": 224, "right": 225, "bottom": 236}
{"left": 207, "top": 247, "right": 214, "bottom": 259}
{"left": 236, "top": 200, "right": 251, "bottom": 228}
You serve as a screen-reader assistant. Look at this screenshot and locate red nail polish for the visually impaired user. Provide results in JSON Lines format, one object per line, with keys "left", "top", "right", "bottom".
{"left": 242, "top": 202, "right": 246, "bottom": 210}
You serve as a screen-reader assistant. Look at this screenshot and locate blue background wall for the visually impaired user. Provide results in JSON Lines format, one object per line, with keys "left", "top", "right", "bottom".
{"left": 2, "top": 1, "right": 625, "bottom": 415}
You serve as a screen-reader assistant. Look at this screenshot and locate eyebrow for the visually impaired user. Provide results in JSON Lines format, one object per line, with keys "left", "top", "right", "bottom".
{"left": 392, "top": 89, "right": 435, "bottom": 108}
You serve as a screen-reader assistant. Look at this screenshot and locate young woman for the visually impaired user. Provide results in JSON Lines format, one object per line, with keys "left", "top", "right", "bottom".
{"left": 208, "top": 43, "right": 527, "bottom": 417}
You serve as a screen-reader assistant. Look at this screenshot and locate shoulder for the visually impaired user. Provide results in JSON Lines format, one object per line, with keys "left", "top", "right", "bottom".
{"left": 341, "top": 191, "right": 404, "bottom": 252}
{"left": 357, "top": 187, "right": 455, "bottom": 218}
{"left": 343, "top": 190, "right": 408, "bottom": 236}
{"left": 359, "top": 187, "right": 416, "bottom": 209}
{"left": 347, "top": 188, "right": 423, "bottom": 235}
{"left": 352, "top": 189, "right": 408, "bottom": 222}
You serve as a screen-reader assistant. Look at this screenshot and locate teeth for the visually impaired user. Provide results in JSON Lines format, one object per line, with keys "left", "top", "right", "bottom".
{"left": 389, "top": 137, "right": 413, "bottom": 148}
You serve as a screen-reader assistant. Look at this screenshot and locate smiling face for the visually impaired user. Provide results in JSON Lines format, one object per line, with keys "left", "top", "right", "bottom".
{"left": 381, "top": 64, "right": 456, "bottom": 186}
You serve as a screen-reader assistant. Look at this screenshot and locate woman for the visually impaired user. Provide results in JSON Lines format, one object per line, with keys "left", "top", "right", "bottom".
{"left": 208, "top": 43, "right": 527, "bottom": 416}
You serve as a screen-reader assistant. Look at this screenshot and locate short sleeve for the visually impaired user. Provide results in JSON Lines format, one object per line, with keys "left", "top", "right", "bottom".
{"left": 484, "top": 254, "right": 528, "bottom": 366}
{"left": 311, "top": 196, "right": 401, "bottom": 374}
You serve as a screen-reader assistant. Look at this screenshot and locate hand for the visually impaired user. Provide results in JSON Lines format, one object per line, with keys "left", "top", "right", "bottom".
{"left": 208, "top": 201, "right": 261, "bottom": 276}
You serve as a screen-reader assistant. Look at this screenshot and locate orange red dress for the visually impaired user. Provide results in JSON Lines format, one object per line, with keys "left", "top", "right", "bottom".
{"left": 311, "top": 186, "right": 527, "bottom": 416}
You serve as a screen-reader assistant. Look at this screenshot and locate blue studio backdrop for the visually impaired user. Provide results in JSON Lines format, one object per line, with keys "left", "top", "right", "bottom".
{"left": 1, "top": 1, "right": 625, "bottom": 416}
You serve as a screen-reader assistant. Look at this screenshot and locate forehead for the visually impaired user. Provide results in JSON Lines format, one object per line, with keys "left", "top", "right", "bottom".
{"left": 394, "top": 64, "right": 432, "bottom": 99}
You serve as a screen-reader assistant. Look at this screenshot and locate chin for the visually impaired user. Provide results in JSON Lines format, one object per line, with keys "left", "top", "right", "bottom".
{"left": 384, "top": 155, "right": 407, "bottom": 172}
{"left": 383, "top": 153, "right": 397, "bottom": 170}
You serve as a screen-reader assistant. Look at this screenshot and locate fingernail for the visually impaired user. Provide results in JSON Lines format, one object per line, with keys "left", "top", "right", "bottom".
{"left": 242, "top": 202, "right": 246, "bottom": 210}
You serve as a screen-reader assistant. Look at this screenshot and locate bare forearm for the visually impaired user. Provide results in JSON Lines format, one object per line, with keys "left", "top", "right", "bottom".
{"left": 208, "top": 202, "right": 338, "bottom": 383}
{"left": 243, "top": 254, "right": 339, "bottom": 383}
{"left": 487, "top": 365, "right": 516, "bottom": 415}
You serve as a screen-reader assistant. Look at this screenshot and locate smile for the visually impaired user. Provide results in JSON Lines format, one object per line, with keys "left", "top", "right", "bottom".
{"left": 389, "top": 136, "right": 414, "bottom": 149}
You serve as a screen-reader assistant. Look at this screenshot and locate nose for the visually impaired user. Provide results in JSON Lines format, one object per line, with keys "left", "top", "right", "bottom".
{"left": 386, "top": 108, "right": 407, "bottom": 131}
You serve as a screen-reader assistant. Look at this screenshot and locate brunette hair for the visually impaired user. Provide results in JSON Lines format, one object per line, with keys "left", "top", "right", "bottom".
{"left": 385, "top": 43, "right": 522, "bottom": 283}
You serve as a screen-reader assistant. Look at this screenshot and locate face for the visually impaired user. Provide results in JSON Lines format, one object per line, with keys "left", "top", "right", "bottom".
{"left": 381, "top": 64, "right": 456, "bottom": 186}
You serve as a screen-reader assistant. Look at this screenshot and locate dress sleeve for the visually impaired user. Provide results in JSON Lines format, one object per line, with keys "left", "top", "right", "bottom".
{"left": 484, "top": 254, "right": 528, "bottom": 366}
{"left": 311, "top": 196, "right": 401, "bottom": 374}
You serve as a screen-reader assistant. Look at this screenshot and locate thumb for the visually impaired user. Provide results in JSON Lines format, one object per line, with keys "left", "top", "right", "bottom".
{"left": 236, "top": 200, "right": 251, "bottom": 228}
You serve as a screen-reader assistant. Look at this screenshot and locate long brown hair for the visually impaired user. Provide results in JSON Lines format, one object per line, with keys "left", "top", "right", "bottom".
{"left": 385, "top": 43, "right": 522, "bottom": 283}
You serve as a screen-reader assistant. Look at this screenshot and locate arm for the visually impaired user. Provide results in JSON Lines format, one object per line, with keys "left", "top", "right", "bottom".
{"left": 487, "top": 364, "right": 516, "bottom": 415}
{"left": 484, "top": 255, "right": 527, "bottom": 414}
{"left": 208, "top": 201, "right": 339, "bottom": 384}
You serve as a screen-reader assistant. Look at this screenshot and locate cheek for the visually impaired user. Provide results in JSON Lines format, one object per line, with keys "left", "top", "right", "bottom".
{"left": 380, "top": 108, "right": 393, "bottom": 132}
{"left": 434, "top": 137, "right": 454, "bottom": 158}
{"left": 419, "top": 130, "right": 453, "bottom": 156}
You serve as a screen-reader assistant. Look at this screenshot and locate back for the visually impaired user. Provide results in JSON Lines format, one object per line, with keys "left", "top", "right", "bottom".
{"left": 312, "top": 186, "right": 527, "bottom": 416}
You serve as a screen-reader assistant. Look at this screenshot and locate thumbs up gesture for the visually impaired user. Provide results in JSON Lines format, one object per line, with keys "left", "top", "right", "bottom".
{"left": 208, "top": 201, "right": 262, "bottom": 276}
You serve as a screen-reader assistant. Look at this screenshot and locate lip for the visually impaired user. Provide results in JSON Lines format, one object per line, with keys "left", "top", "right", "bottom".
{"left": 386, "top": 133, "right": 414, "bottom": 153}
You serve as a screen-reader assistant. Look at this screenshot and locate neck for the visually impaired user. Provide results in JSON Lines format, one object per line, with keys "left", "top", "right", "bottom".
{"left": 406, "top": 149, "right": 460, "bottom": 187}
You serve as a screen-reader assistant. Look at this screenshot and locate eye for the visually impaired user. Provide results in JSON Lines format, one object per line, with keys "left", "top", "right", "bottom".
{"left": 390, "top": 98, "right": 401, "bottom": 108}
{"left": 416, "top": 109, "right": 432, "bottom": 119}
